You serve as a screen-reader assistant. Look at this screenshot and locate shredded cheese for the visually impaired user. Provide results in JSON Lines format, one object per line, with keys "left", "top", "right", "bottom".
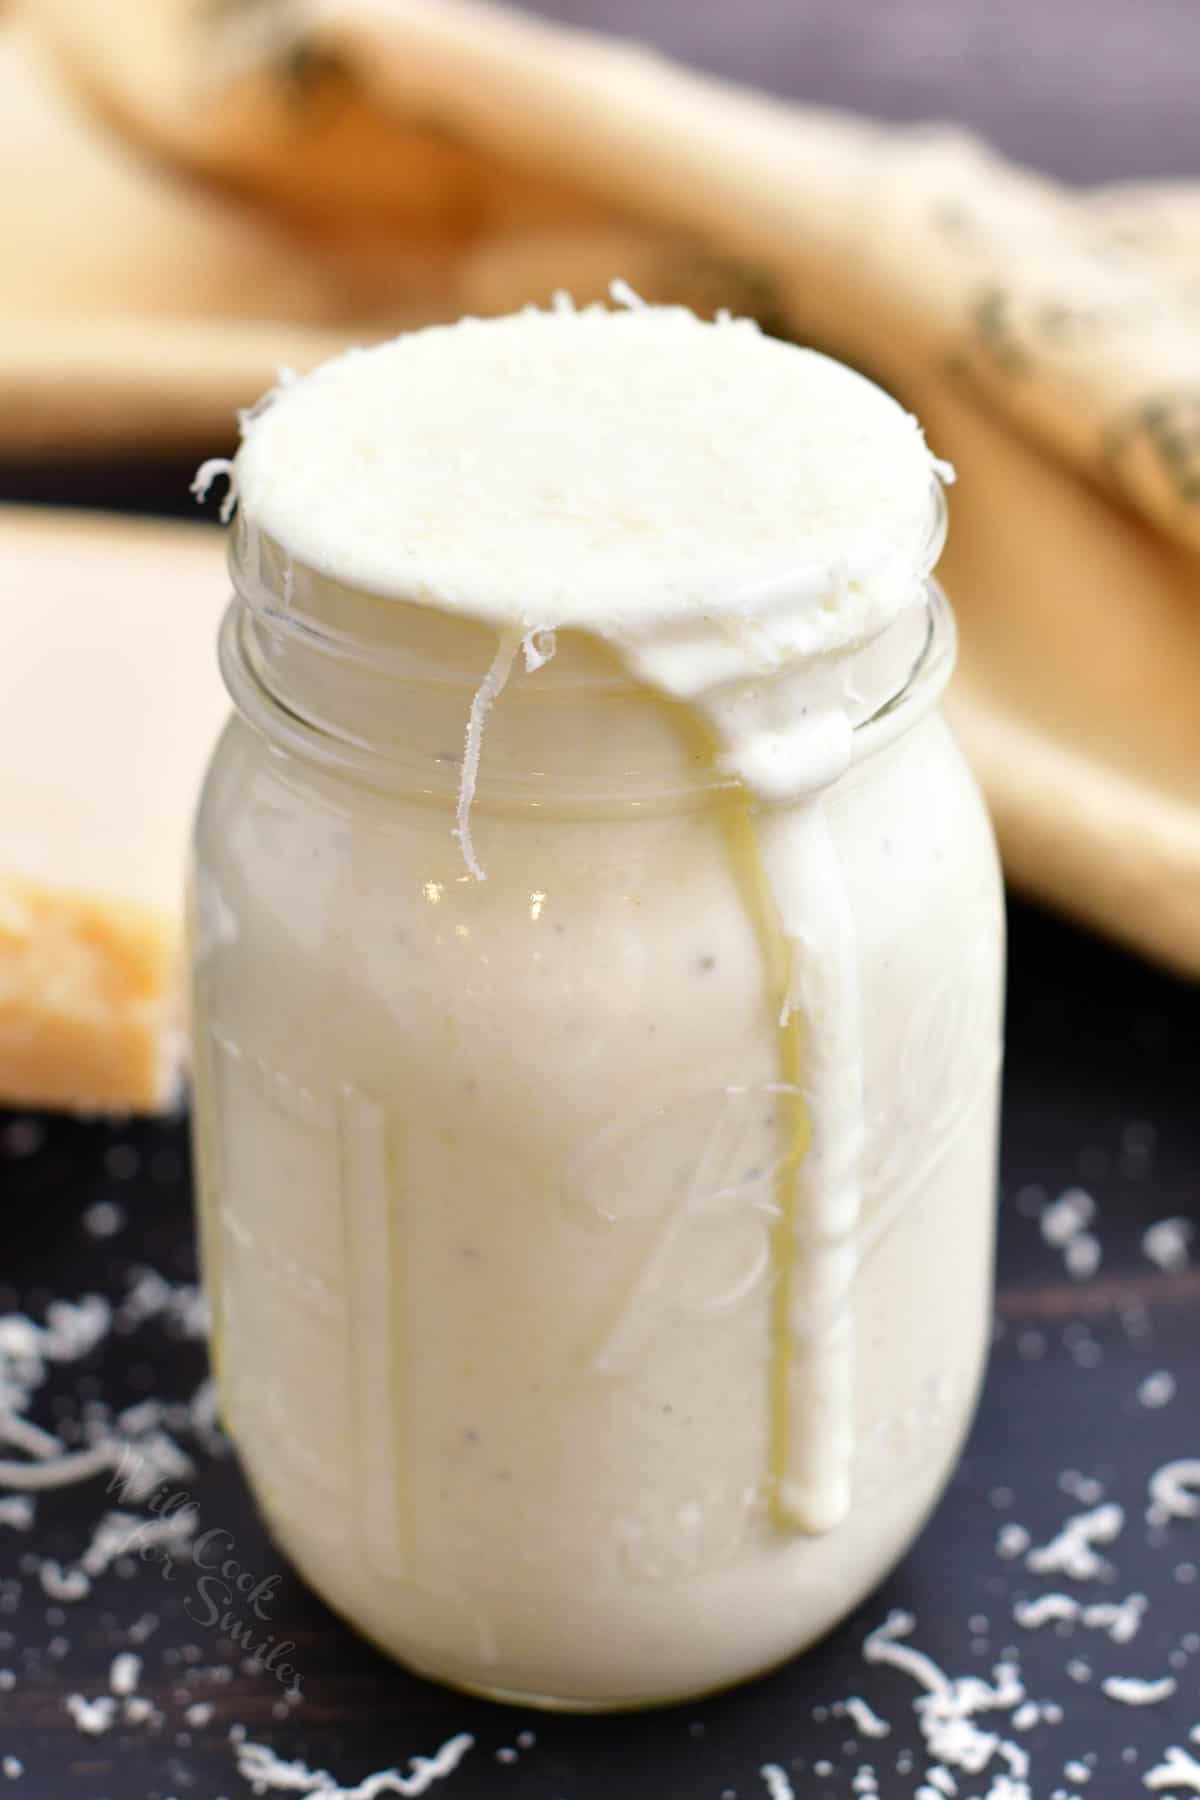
{"left": 234, "top": 1733, "right": 475, "bottom": 1798}
{"left": 1148, "top": 1460, "right": 1200, "bottom": 1528}
{"left": 1026, "top": 1503, "right": 1124, "bottom": 1580}
{"left": 839, "top": 1696, "right": 891, "bottom": 1739}
{"left": 1101, "top": 1675, "right": 1176, "bottom": 1707}
{"left": 863, "top": 1612, "right": 1032, "bottom": 1796}
{"left": 453, "top": 632, "right": 520, "bottom": 882}
{"left": 760, "top": 1766, "right": 795, "bottom": 1800}
{"left": 65, "top": 1693, "right": 118, "bottom": 1735}
{"left": 1145, "top": 1746, "right": 1200, "bottom": 1792}
{"left": 191, "top": 456, "right": 239, "bottom": 524}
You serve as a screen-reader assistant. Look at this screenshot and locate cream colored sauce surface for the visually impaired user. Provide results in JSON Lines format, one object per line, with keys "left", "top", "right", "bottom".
{"left": 234, "top": 302, "right": 940, "bottom": 640}
{"left": 192, "top": 302, "right": 1002, "bottom": 1705}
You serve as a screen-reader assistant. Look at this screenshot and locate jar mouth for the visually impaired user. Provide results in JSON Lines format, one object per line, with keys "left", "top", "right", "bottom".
{"left": 223, "top": 472, "right": 954, "bottom": 812}
{"left": 855, "top": 578, "right": 956, "bottom": 761}
{"left": 227, "top": 474, "right": 951, "bottom": 697}
{"left": 218, "top": 575, "right": 957, "bottom": 816}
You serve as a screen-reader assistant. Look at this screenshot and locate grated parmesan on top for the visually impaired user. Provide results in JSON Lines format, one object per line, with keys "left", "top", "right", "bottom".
{"left": 229, "top": 298, "right": 946, "bottom": 880}
{"left": 234, "top": 301, "right": 939, "bottom": 643}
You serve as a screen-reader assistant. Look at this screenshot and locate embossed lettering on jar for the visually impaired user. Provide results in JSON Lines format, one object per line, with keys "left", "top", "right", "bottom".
{"left": 189, "top": 307, "right": 1005, "bottom": 1711}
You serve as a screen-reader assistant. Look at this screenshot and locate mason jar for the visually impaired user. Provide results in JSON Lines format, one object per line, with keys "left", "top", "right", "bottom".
{"left": 188, "top": 489, "right": 1004, "bottom": 1710}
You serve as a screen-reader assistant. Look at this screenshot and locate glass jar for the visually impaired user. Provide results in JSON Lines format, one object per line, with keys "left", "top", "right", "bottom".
{"left": 189, "top": 513, "right": 1004, "bottom": 1711}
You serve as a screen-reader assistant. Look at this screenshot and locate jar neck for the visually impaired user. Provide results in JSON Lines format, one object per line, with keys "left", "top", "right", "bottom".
{"left": 220, "top": 519, "right": 957, "bottom": 815}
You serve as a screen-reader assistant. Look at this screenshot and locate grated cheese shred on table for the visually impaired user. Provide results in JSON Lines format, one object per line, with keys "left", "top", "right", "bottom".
{"left": 234, "top": 1733, "right": 475, "bottom": 1798}
{"left": 1148, "top": 1459, "right": 1200, "bottom": 1527}
{"left": 1141, "top": 1217, "right": 1195, "bottom": 1273}
{"left": 1025, "top": 1503, "right": 1125, "bottom": 1580}
{"left": 839, "top": 1697, "right": 892, "bottom": 1739}
{"left": 760, "top": 1764, "right": 795, "bottom": 1800}
{"left": 1100, "top": 1676, "right": 1176, "bottom": 1707}
{"left": 1144, "top": 1745, "right": 1200, "bottom": 1792}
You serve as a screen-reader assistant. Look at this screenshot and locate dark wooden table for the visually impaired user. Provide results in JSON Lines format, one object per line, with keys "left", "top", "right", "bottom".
{"left": 3, "top": 4, "right": 1199, "bottom": 1797}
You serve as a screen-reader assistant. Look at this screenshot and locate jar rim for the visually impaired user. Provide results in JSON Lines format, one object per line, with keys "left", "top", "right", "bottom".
{"left": 217, "top": 577, "right": 957, "bottom": 814}
{"left": 226, "top": 474, "right": 951, "bottom": 692}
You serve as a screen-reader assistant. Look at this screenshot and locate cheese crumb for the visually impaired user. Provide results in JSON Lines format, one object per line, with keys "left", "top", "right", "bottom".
{"left": 1059, "top": 1471, "right": 1105, "bottom": 1506}
{"left": 1144, "top": 1746, "right": 1200, "bottom": 1792}
{"left": 39, "top": 1561, "right": 91, "bottom": 1601}
{"left": 1026, "top": 1503, "right": 1124, "bottom": 1581}
{"left": 1101, "top": 1675, "right": 1176, "bottom": 1707}
{"left": 1148, "top": 1459, "right": 1200, "bottom": 1527}
{"left": 233, "top": 1731, "right": 474, "bottom": 1797}
{"left": 838, "top": 1697, "right": 891, "bottom": 1739}
{"left": 1142, "top": 1217, "right": 1194, "bottom": 1273}
{"left": 997, "top": 1524, "right": 1032, "bottom": 1560}
{"left": 1063, "top": 1235, "right": 1102, "bottom": 1280}
{"left": 1082, "top": 1594, "right": 1147, "bottom": 1645}
{"left": 1040, "top": 1189, "right": 1094, "bottom": 1249}
{"left": 1138, "top": 1371, "right": 1176, "bottom": 1409}
{"left": 65, "top": 1693, "right": 118, "bottom": 1735}
{"left": 1013, "top": 1595, "right": 1079, "bottom": 1630}
{"left": 109, "top": 1651, "right": 141, "bottom": 1697}
{"left": 82, "top": 1200, "right": 127, "bottom": 1239}
{"left": 1012, "top": 1590, "right": 1147, "bottom": 1645}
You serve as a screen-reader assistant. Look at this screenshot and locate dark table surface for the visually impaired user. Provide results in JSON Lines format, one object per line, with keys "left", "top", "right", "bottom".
{"left": 3, "top": 3, "right": 1200, "bottom": 1796}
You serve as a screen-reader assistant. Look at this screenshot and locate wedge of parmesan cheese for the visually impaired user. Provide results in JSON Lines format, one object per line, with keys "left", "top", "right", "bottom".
{"left": 0, "top": 506, "right": 228, "bottom": 1112}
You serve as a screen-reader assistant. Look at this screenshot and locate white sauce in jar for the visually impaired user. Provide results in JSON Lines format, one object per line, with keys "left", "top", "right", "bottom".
{"left": 193, "top": 299, "right": 1002, "bottom": 1705}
